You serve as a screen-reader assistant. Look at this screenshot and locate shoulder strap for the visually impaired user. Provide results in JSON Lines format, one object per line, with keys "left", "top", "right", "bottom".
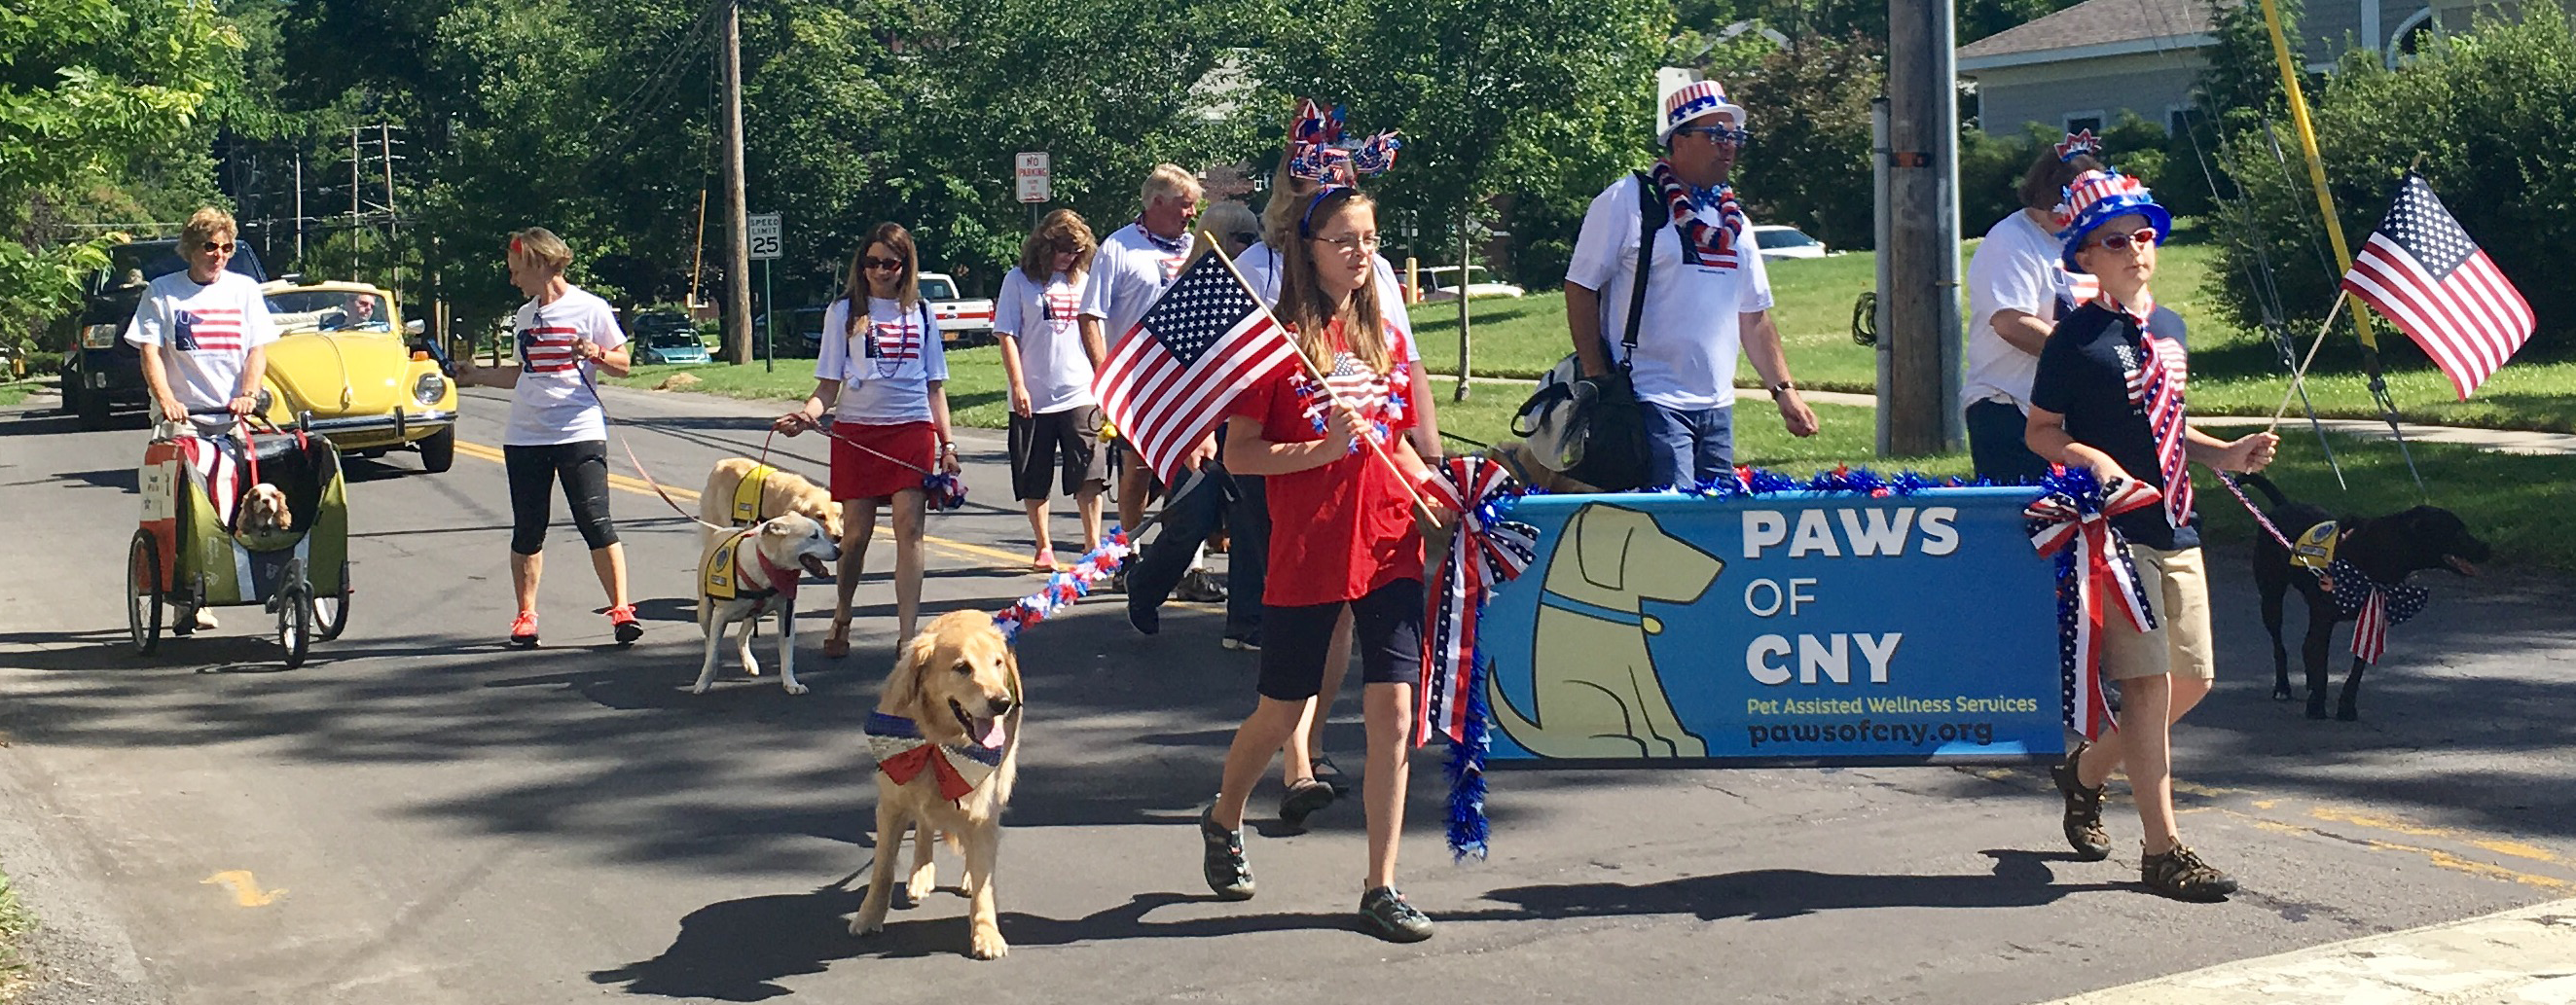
{"left": 1624, "top": 170, "right": 1665, "bottom": 354}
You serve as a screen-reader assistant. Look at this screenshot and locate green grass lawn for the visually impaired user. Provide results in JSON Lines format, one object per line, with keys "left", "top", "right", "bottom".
{"left": 0, "top": 380, "right": 40, "bottom": 408}
{"left": 1, "top": 869, "right": 30, "bottom": 1004}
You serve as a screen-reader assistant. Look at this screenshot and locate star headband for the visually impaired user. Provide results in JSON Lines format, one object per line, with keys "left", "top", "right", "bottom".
{"left": 1287, "top": 99, "right": 1401, "bottom": 186}
{"left": 2055, "top": 128, "right": 2101, "bottom": 162}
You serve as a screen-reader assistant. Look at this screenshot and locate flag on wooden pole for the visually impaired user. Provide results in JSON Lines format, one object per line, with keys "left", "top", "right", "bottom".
{"left": 1093, "top": 250, "right": 1299, "bottom": 484}
{"left": 2339, "top": 173, "right": 2535, "bottom": 400}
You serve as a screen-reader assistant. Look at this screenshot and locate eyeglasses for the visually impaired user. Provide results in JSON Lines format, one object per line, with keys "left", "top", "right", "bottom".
{"left": 861, "top": 256, "right": 904, "bottom": 271}
{"left": 2087, "top": 228, "right": 2159, "bottom": 252}
{"left": 1312, "top": 233, "right": 1382, "bottom": 254}
{"left": 199, "top": 240, "right": 236, "bottom": 254}
{"left": 1674, "top": 125, "right": 1752, "bottom": 146}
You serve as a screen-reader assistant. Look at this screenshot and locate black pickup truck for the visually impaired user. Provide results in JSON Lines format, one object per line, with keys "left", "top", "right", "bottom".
{"left": 55, "top": 238, "right": 268, "bottom": 429}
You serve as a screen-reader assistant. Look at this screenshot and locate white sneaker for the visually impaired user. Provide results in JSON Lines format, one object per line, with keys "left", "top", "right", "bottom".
{"left": 192, "top": 607, "right": 219, "bottom": 630}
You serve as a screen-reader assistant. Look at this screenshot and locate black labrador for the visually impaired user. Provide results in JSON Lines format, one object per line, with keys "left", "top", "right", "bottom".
{"left": 2240, "top": 473, "right": 2491, "bottom": 720}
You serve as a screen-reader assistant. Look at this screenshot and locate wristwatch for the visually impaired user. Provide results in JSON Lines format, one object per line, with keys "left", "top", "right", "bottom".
{"left": 1767, "top": 379, "right": 1797, "bottom": 400}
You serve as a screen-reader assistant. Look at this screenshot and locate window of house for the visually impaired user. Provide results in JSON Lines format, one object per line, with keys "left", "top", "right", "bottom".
{"left": 2386, "top": 8, "right": 2438, "bottom": 67}
{"left": 2064, "top": 113, "right": 2104, "bottom": 135}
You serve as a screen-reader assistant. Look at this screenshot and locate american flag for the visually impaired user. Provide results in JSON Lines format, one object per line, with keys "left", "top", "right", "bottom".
{"left": 1092, "top": 250, "right": 1298, "bottom": 484}
{"left": 866, "top": 315, "right": 922, "bottom": 361}
{"left": 174, "top": 308, "right": 244, "bottom": 352}
{"left": 2340, "top": 173, "right": 2534, "bottom": 400}
{"left": 519, "top": 323, "right": 584, "bottom": 374}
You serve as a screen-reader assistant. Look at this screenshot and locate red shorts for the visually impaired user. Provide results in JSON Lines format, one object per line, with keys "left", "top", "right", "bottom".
{"left": 829, "top": 420, "right": 936, "bottom": 501}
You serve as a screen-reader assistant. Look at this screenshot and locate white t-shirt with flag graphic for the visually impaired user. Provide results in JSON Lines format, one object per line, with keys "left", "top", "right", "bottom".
{"left": 1566, "top": 174, "right": 1775, "bottom": 411}
{"left": 816, "top": 297, "right": 950, "bottom": 425}
{"left": 993, "top": 268, "right": 1098, "bottom": 413}
{"left": 1080, "top": 223, "right": 1194, "bottom": 348}
{"left": 504, "top": 286, "right": 626, "bottom": 447}
{"left": 1964, "top": 209, "right": 2098, "bottom": 411}
{"left": 123, "top": 269, "right": 278, "bottom": 421}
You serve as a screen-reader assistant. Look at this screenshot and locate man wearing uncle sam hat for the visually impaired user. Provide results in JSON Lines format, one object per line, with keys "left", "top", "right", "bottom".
{"left": 1562, "top": 74, "right": 1819, "bottom": 489}
{"left": 2024, "top": 166, "right": 2279, "bottom": 902}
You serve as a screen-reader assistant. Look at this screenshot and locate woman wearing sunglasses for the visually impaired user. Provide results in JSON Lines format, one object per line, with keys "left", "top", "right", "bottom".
{"left": 773, "top": 223, "right": 960, "bottom": 654}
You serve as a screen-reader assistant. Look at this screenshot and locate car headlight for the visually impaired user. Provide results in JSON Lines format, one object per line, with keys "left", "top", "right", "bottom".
{"left": 413, "top": 372, "right": 447, "bottom": 405}
{"left": 81, "top": 323, "right": 122, "bottom": 349}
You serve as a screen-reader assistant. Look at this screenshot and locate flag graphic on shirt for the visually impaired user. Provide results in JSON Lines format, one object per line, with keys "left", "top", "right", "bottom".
{"left": 518, "top": 324, "right": 583, "bottom": 374}
{"left": 866, "top": 316, "right": 922, "bottom": 361}
{"left": 175, "top": 308, "right": 244, "bottom": 352}
{"left": 1295, "top": 351, "right": 1406, "bottom": 449}
{"left": 1093, "top": 251, "right": 1298, "bottom": 484}
{"left": 2338, "top": 172, "right": 2536, "bottom": 401}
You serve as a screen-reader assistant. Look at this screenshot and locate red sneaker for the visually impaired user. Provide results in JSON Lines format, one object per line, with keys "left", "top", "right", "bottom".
{"left": 507, "top": 611, "right": 539, "bottom": 648}
{"left": 607, "top": 604, "right": 642, "bottom": 645}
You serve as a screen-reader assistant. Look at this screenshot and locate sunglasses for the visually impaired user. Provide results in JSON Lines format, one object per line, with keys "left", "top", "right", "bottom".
{"left": 1673, "top": 125, "right": 1752, "bottom": 146}
{"left": 861, "top": 256, "right": 904, "bottom": 271}
{"left": 2088, "top": 228, "right": 2159, "bottom": 252}
{"left": 199, "top": 240, "right": 236, "bottom": 254}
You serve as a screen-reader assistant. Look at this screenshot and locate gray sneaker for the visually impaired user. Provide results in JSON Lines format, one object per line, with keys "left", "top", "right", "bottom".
{"left": 1359, "top": 885, "right": 1433, "bottom": 942}
{"left": 1199, "top": 807, "right": 1254, "bottom": 900}
{"left": 1175, "top": 567, "right": 1228, "bottom": 603}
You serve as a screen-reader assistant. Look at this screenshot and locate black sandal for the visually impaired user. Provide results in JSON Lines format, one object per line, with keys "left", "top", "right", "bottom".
{"left": 1278, "top": 777, "right": 1337, "bottom": 831}
{"left": 1311, "top": 755, "right": 1353, "bottom": 797}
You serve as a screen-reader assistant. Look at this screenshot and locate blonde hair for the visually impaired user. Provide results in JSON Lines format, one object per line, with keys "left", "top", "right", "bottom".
{"left": 181, "top": 206, "right": 236, "bottom": 249}
{"left": 506, "top": 227, "right": 574, "bottom": 271}
{"left": 1273, "top": 188, "right": 1390, "bottom": 375}
{"left": 843, "top": 222, "right": 922, "bottom": 340}
{"left": 1018, "top": 208, "right": 1098, "bottom": 282}
{"left": 1141, "top": 162, "right": 1202, "bottom": 208}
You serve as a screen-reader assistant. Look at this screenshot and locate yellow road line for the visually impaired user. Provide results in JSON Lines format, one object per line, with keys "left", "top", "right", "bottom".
{"left": 2227, "top": 808, "right": 2571, "bottom": 890}
{"left": 454, "top": 439, "right": 1032, "bottom": 570}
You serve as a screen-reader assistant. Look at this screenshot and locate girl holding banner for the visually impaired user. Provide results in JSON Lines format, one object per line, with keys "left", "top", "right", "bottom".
{"left": 1196, "top": 187, "right": 1449, "bottom": 943}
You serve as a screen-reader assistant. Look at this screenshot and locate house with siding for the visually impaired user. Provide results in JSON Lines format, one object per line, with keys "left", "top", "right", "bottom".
{"left": 1957, "top": 0, "right": 2452, "bottom": 136}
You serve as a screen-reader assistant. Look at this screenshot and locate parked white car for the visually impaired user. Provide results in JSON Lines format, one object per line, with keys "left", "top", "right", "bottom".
{"left": 919, "top": 271, "right": 995, "bottom": 346}
{"left": 1751, "top": 225, "right": 1832, "bottom": 260}
{"left": 1414, "top": 266, "right": 1525, "bottom": 302}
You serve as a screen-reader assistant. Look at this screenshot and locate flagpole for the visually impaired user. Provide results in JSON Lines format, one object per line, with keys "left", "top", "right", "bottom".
{"left": 2257, "top": 0, "right": 2375, "bottom": 349}
{"left": 1201, "top": 235, "right": 1446, "bottom": 527}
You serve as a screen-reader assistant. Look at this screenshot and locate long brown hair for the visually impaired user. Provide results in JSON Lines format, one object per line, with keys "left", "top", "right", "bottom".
{"left": 1017, "top": 209, "right": 1097, "bottom": 283}
{"left": 1273, "top": 188, "right": 1390, "bottom": 374}
{"left": 842, "top": 222, "right": 921, "bottom": 341}
{"left": 2019, "top": 150, "right": 2105, "bottom": 213}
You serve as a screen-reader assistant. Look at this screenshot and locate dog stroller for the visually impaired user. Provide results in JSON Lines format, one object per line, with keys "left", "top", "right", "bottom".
{"left": 126, "top": 411, "right": 351, "bottom": 667}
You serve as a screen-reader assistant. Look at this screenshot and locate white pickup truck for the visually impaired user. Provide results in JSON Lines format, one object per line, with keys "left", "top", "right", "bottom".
{"left": 918, "top": 271, "right": 995, "bottom": 346}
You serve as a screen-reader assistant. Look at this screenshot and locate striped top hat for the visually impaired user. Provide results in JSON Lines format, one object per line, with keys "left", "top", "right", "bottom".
{"left": 2056, "top": 168, "right": 2172, "bottom": 273}
{"left": 1658, "top": 79, "right": 1747, "bottom": 146}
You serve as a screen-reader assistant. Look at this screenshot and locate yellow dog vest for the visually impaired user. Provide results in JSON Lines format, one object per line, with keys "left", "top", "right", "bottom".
{"left": 730, "top": 463, "right": 776, "bottom": 526}
{"left": 702, "top": 527, "right": 777, "bottom": 604}
{"left": 2291, "top": 520, "right": 2340, "bottom": 571}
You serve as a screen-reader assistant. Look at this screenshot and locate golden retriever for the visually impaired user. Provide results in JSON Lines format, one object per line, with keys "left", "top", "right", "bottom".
{"left": 701, "top": 457, "right": 844, "bottom": 549}
{"left": 239, "top": 483, "right": 293, "bottom": 534}
{"left": 1478, "top": 438, "right": 1599, "bottom": 495}
{"left": 853, "top": 611, "right": 1022, "bottom": 959}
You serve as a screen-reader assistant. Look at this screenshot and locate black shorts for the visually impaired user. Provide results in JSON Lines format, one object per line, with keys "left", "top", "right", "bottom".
{"left": 1007, "top": 405, "right": 1107, "bottom": 501}
{"left": 1257, "top": 579, "right": 1424, "bottom": 701}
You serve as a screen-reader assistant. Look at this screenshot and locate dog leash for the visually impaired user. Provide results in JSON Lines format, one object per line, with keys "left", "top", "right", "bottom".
{"left": 2211, "top": 472, "right": 2297, "bottom": 551}
{"left": 569, "top": 364, "right": 748, "bottom": 533}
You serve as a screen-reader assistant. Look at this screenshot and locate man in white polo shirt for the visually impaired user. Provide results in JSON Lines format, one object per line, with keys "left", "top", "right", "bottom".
{"left": 1564, "top": 78, "right": 1818, "bottom": 487}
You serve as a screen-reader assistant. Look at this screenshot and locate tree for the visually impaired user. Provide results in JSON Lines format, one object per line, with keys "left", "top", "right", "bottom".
{"left": 1723, "top": 32, "right": 1884, "bottom": 251}
{"left": 2, "top": 0, "right": 239, "bottom": 351}
{"left": 1262, "top": 0, "right": 1670, "bottom": 398}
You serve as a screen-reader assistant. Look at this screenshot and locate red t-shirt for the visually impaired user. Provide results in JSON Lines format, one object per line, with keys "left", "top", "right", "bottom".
{"left": 1226, "top": 322, "right": 1423, "bottom": 607}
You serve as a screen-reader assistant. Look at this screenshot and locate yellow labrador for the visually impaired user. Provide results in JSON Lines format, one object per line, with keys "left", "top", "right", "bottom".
{"left": 853, "top": 611, "right": 1022, "bottom": 959}
{"left": 701, "top": 457, "right": 843, "bottom": 546}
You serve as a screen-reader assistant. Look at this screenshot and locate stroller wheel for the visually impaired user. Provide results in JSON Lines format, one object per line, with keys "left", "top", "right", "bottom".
{"left": 276, "top": 584, "right": 312, "bottom": 669}
{"left": 127, "top": 531, "right": 162, "bottom": 656}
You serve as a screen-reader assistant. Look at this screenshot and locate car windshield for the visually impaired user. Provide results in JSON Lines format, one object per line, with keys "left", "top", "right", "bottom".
{"left": 645, "top": 331, "right": 701, "bottom": 348}
{"left": 919, "top": 278, "right": 957, "bottom": 301}
{"left": 1756, "top": 229, "right": 1820, "bottom": 249}
{"left": 267, "top": 290, "right": 396, "bottom": 332}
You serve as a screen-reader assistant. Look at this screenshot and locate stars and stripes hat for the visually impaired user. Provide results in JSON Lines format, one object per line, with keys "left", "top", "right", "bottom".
{"left": 2055, "top": 168, "right": 2172, "bottom": 273}
{"left": 1657, "top": 79, "right": 1748, "bottom": 146}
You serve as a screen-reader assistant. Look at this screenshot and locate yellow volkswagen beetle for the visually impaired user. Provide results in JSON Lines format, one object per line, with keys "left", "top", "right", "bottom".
{"left": 256, "top": 280, "right": 459, "bottom": 473}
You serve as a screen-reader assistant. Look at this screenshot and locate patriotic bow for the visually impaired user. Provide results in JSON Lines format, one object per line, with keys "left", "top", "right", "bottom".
{"left": 1415, "top": 455, "right": 1538, "bottom": 862}
{"left": 1286, "top": 99, "right": 1400, "bottom": 185}
{"left": 2321, "top": 558, "right": 2429, "bottom": 664}
{"left": 2025, "top": 467, "right": 2163, "bottom": 739}
{"left": 922, "top": 471, "right": 968, "bottom": 512}
{"left": 866, "top": 712, "right": 1005, "bottom": 803}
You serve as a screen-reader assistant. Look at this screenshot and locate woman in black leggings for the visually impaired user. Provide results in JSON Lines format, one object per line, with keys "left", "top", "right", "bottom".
{"left": 454, "top": 227, "right": 638, "bottom": 647}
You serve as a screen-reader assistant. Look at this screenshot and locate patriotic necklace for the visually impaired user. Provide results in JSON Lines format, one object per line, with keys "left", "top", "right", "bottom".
{"left": 1648, "top": 160, "right": 1744, "bottom": 269}
{"left": 862, "top": 299, "right": 918, "bottom": 379}
{"left": 1136, "top": 220, "right": 1190, "bottom": 256}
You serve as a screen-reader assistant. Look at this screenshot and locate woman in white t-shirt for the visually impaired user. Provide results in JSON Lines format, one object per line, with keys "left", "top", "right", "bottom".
{"left": 453, "top": 228, "right": 639, "bottom": 648}
{"left": 996, "top": 209, "right": 1105, "bottom": 570}
{"left": 773, "top": 223, "right": 960, "bottom": 655}
{"left": 1962, "top": 136, "right": 2103, "bottom": 484}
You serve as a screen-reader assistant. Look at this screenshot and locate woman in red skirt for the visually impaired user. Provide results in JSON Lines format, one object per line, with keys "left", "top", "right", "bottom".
{"left": 773, "top": 223, "right": 960, "bottom": 655}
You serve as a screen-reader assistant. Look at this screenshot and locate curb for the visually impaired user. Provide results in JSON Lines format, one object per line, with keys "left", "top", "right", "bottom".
{"left": 2039, "top": 897, "right": 2576, "bottom": 1004}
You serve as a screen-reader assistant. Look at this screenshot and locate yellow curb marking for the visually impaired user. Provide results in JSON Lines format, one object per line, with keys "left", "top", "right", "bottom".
{"left": 454, "top": 439, "right": 1034, "bottom": 571}
{"left": 2308, "top": 805, "right": 2566, "bottom": 865}
{"left": 2222, "top": 808, "right": 2572, "bottom": 890}
{"left": 201, "top": 870, "right": 285, "bottom": 907}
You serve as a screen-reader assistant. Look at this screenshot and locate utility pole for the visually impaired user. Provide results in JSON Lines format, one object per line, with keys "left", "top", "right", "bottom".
{"left": 381, "top": 124, "right": 401, "bottom": 290}
{"left": 1880, "top": 0, "right": 1965, "bottom": 456}
{"left": 351, "top": 126, "right": 365, "bottom": 279}
{"left": 718, "top": 0, "right": 753, "bottom": 365}
{"left": 293, "top": 150, "right": 305, "bottom": 264}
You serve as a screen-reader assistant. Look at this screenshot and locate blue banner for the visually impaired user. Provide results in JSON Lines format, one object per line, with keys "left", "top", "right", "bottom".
{"left": 1477, "top": 486, "right": 2063, "bottom": 768}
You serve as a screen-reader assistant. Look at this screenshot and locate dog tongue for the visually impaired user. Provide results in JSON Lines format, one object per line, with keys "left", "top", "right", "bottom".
{"left": 973, "top": 716, "right": 1005, "bottom": 749}
{"left": 2446, "top": 555, "right": 2481, "bottom": 576}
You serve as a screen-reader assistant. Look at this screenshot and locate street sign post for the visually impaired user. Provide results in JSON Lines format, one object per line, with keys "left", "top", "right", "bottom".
{"left": 1015, "top": 153, "right": 1051, "bottom": 205}
{"left": 748, "top": 213, "right": 780, "bottom": 371}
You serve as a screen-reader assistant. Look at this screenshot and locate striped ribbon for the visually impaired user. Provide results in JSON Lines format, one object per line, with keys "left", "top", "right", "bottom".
{"left": 2323, "top": 557, "right": 2428, "bottom": 664}
{"left": 1415, "top": 455, "right": 1538, "bottom": 746}
{"left": 2026, "top": 471, "right": 2164, "bottom": 739}
{"left": 2137, "top": 329, "right": 2194, "bottom": 529}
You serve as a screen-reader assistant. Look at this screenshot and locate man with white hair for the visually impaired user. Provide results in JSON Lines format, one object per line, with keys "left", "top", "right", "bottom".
{"left": 1564, "top": 78, "right": 1818, "bottom": 488}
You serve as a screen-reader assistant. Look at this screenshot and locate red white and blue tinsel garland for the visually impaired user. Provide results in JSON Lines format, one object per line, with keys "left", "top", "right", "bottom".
{"left": 1416, "top": 456, "right": 1539, "bottom": 860}
{"left": 924, "top": 471, "right": 968, "bottom": 512}
{"left": 2023, "top": 466, "right": 2162, "bottom": 739}
{"left": 992, "top": 527, "right": 1132, "bottom": 643}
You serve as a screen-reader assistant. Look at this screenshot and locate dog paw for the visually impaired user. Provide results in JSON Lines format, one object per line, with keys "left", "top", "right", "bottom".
{"left": 783, "top": 682, "right": 809, "bottom": 696}
{"left": 906, "top": 873, "right": 936, "bottom": 905}
{"left": 2336, "top": 706, "right": 2360, "bottom": 722}
{"left": 2305, "top": 703, "right": 2330, "bottom": 720}
{"left": 690, "top": 682, "right": 713, "bottom": 695}
{"left": 2271, "top": 685, "right": 2294, "bottom": 701}
{"left": 967, "top": 925, "right": 1008, "bottom": 960}
{"left": 853, "top": 908, "right": 888, "bottom": 937}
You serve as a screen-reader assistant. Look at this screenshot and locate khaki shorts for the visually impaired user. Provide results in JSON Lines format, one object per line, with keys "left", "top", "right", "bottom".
{"left": 2101, "top": 544, "right": 2216, "bottom": 681}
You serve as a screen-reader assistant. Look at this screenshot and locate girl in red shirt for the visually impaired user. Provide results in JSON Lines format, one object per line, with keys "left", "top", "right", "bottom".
{"left": 1196, "top": 188, "right": 1449, "bottom": 943}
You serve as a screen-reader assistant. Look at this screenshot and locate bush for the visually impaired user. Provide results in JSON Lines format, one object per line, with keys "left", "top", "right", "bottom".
{"left": 1958, "top": 115, "right": 2208, "bottom": 234}
{"left": 2209, "top": 0, "right": 2576, "bottom": 358}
